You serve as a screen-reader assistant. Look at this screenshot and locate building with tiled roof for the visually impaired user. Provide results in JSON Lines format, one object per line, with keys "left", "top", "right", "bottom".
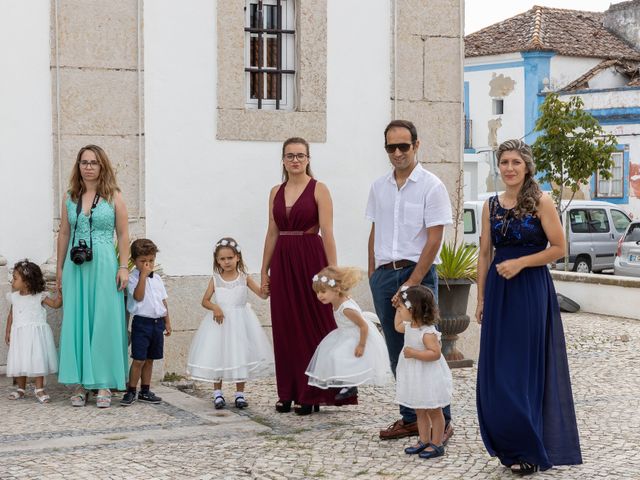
{"left": 465, "top": 6, "right": 640, "bottom": 61}
{"left": 463, "top": 1, "right": 640, "bottom": 221}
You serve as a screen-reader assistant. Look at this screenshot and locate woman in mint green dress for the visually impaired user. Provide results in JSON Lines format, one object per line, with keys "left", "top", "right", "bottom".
{"left": 56, "top": 145, "right": 130, "bottom": 408}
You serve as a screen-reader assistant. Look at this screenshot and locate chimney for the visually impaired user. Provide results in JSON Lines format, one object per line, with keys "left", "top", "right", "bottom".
{"left": 604, "top": 1, "right": 640, "bottom": 50}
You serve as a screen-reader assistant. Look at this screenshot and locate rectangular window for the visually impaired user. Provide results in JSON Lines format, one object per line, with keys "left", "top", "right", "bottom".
{"left": 569, "top": 209, "right": 589, "bottom": 233}
{"left": 588, "top": 209, "right": 610, "bottom": 233}
{"left": 492, "top": 99, "right": 504, "bottom": 115}
{"left": 244, "top": 0, "right": 295, "bottom": 110}
{"left": 595, "top": 151, "right": 624, "bottom": 198}
{"left": 463, "top": 208, "right": 476, "bottom": 234}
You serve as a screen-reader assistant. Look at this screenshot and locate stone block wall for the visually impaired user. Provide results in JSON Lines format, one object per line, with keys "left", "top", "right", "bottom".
{"left": 394, "top": 0, "right": 464, "bottom": 238}
{"left": 50, "top": 0, "right": 144, "bottom": 236}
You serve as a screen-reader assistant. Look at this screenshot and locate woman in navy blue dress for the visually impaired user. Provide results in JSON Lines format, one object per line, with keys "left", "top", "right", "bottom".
{"left": 475, "top": 140, "right": 582, "bottom": 475}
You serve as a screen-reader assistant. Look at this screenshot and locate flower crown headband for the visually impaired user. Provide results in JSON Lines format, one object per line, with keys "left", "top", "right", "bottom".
{"left": 215, "top": 239, "right": 241, "bottom": 252}
{"left": 400, "top": 285, "right": 412, "bottom": 309}
{"left": 312, "top": 274, "right": 336, "bottom": 288}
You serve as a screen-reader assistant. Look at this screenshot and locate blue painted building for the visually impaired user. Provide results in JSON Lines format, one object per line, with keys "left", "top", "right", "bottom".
{"left": 463, "top": 3, "right": 640, "bottom": 217}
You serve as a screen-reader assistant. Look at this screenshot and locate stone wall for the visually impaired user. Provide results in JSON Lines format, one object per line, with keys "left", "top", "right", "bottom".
{"left": 604, "top": 0, "right": 640, "bottom": 50}
{"left": 394, "top": 0, "right": 465, "bottom": 238}
{"left": 51, "top": 0, "right": 145, "bottom": 239}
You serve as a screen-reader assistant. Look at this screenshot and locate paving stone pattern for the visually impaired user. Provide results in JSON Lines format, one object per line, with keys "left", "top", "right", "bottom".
{"left": 0, "top": 312, "right": 639, "bottom": 479}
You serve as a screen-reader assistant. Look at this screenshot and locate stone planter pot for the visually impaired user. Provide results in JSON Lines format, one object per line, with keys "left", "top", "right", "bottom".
{"left": 437, "top": 278, "right": 473, "bottom": 368}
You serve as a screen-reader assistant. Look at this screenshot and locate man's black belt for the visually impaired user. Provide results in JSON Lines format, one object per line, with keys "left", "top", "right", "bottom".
{"left": 379, "top": 260, "right": 416, "bottom": 270}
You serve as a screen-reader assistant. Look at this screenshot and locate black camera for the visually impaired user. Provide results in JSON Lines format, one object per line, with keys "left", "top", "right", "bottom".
{"left": 70, "top": 239, "right": 93, "bottom": 265}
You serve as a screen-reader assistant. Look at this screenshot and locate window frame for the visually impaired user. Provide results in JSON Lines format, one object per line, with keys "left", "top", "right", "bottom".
{"left": 244, "top": 0, "right": 296, "bottom": 111}
{"left": 595, "top": 150, "right": 624, "bottom": 199}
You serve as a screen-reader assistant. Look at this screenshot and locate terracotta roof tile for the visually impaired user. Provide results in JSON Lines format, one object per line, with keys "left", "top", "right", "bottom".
{"left": 465, "top": 6, "right": 640, "bottom": 61}
{"left": 559, "top": 59, "right": 640, "bottom": 90}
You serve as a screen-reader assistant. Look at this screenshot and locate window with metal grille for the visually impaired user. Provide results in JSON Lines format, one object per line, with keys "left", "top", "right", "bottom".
{"left": 244, "top": 0, "right": 295, "bottom": 110}
{"left": 595, "top": 151, "right": 624, "bottom": 198}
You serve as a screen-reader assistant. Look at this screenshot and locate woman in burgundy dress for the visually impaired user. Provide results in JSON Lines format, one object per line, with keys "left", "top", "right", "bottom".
{"left": 261, "top": 137, "right": 357, "bottom": 415}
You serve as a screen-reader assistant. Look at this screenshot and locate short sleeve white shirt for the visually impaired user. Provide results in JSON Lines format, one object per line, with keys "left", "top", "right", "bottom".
{"left": 365, "top": 163, "right": 453, "bottom": 267}
{"left": 127, "top": 269, "right": 168, "bottom": 318}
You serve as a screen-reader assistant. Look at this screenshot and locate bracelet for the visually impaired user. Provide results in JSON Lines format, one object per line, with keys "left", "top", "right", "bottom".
{"left": 118, "top": 266, "right": 128, "bottom": 270}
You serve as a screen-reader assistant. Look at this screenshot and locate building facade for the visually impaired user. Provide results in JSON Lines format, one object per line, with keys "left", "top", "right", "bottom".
{"left": 0, "top": 0, "right": 465, "bottom": 374}
{"left": 463, "top": 2, "right": 640, "bottom": 218}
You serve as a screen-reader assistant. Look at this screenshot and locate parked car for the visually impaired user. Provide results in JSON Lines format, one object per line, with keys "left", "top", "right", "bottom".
{"left": 557, "top": 200, "right": 631, "bottom": 273}
{"left": 614, "top": 221, "right": 640, "bottom": 278}
{"left": 464, "top": 198, "right": 632, "bottom": 273}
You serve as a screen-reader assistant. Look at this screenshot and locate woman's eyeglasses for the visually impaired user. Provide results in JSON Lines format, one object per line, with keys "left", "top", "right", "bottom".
{"left": 79, "top": 160, "right": 100, "bottom": 169}
{"left": 384, "top": 143, "right": 413, "bottom": 154}
{"left": 283, "top": 153, "right": 309, "bottom": 162}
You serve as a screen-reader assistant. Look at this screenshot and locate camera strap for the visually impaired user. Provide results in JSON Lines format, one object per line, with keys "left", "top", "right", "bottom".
{"left": 71, "top": 193, "right": 101, "bottom": 249}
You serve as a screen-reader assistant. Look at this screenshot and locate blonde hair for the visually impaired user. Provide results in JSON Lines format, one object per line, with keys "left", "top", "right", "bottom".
{"left": 312, "top": 266, "right": 361, "bottom": 295}
{"left": 68, "top": 145, "right": 120, "bottom": 202}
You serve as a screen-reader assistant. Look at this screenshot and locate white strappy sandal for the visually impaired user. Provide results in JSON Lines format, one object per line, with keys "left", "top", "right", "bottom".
{"left": 8, "top": 388, "right": 26, "bottom": 400}
{"left": 34, "top": 388, "right": 50, "bottom": 404}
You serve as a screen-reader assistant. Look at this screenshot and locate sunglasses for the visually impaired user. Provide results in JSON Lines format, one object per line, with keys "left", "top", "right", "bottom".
{"left": 384, "top": 143, "right": 413, "bottom": 154}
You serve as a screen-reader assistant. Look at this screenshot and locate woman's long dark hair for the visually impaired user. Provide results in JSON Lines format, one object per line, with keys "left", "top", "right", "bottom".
{"left": 496, "top": 139, "right": 542, "bottom": 218}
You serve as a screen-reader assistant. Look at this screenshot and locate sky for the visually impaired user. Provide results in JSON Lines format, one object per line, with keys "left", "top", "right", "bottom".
{"left": 464, "top": 0, "right": 618, "bottom": 34}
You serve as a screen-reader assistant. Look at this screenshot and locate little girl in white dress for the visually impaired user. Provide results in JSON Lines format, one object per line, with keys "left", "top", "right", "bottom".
{"left": 5, "top": 260, "right": 61, "bottom": 403}
{"left": 305, "top": 266, "right": 391, "bottom": 400}
{"left": 186, "top": 238, "right": 274, "bottom": 409}
{"left": 395, "top": 285, "right": 452, "bottom": 460}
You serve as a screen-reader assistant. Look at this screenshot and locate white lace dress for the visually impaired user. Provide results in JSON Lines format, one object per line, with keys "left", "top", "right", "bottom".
{"left": 306, "top": 298, "right": 392, "bottom": 388}
{"left": 395, "top": 323, "right": 452, "bottom": 409}
{"left": 186, "top": 273, "right": 274, "bottom": 382}
{"left": 6, "top": 292, "right": 58, "bottom": 377}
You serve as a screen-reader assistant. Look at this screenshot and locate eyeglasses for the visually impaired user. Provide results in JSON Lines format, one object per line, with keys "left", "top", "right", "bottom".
{"left": 283, "top": 153, "right": 309, "bottom": 162}
{"left": 79, "top": 160, "right": 100, "bottom": 169}
{"left": 384, "top": 143, "right": 413, "bottom": 154}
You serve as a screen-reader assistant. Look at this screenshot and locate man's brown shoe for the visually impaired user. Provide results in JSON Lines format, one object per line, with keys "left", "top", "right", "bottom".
{"left": 379, "top": 419, "right": 419, "bottom": 440}
{"left": 443, "top": 422, "right": 454, "bottom": 445}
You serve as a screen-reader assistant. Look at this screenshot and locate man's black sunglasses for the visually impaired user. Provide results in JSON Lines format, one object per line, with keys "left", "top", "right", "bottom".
{"left": 384, "top": 143, "right": 413, "bottom": 154}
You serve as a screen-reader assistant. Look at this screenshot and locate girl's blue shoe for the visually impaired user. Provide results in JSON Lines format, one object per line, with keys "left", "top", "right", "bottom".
{"left": 418, "top": 443, "right": 445, "bottom": 459}
{"left": 404, "top": 440, "right": 427, "bottom": 455}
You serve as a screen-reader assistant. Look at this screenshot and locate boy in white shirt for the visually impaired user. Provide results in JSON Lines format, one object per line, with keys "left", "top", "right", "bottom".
{"left": 121, "top": 239, "right": 172, "bottom": 406}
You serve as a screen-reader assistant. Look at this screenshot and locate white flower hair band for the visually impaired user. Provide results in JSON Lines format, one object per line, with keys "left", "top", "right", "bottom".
{"left": 401, "top": 291, "right": 412, "bottom": 309}
{"left": 215, "top": 239, "right": 241, "bottom": 252}
{"left": 312, "top": 274, "right": 336, "bottom": 287}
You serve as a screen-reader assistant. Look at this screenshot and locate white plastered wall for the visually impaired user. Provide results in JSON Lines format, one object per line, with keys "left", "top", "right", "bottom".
{"left": 0, "top": 0, "right": 53, "bottom": 266}
{"left": 144, "top": 0, "right": 392, "bottom": 275}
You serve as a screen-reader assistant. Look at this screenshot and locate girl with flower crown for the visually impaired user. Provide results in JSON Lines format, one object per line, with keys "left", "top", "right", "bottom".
{"left": 394, "top": 285, "right": 452, "bottom": 460}
{"left": 305, "top": 266, "right": 392, "bottom": 402}
{"left": 186, "top": 237, "right": 274, "bottom": 409}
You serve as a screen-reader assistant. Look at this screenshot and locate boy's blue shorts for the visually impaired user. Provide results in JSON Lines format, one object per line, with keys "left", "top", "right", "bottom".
{"left": 131, "top": 315, "right": 165, "bottom": 360}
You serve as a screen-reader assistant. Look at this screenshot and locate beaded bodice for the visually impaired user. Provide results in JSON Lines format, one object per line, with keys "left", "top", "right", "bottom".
{"left": 66, "top": 197, "right": 116, "bottom": 246}
{"left": 212, "top": 273, "right": 248, "bottom": 309}
{"left": 489, "top": 196, "right": 548, "bottom": 248}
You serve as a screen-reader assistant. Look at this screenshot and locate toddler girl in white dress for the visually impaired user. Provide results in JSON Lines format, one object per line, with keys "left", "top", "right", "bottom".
{"left": 306, "top": 266, "right": 391, "bottom": 400}
{"left": 5, "top": 260, "right": 61, "bottom": 403}
{"left": 395, "top": 285, "right": 452, "bottom": 460}
{"left": 186, "top": 238, "right": 274, "bottom": 409}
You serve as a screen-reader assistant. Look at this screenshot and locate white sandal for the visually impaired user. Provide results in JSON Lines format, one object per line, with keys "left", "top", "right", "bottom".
{"left": 8, "top": 388, "right": 26, "bottom": 400}
{"left": 34, "top": 388, "right": 50, "bottom": 404}
{"left": 70, "top": 388, "right": 88, "bottom": 407}
{"left": 96, "top": 389, "right": 112, "bottom": 408}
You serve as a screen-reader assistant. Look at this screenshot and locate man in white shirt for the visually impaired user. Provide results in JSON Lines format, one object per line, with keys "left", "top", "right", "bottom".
{"left": 366, "top": 120, "right": 454, "bottom": 441}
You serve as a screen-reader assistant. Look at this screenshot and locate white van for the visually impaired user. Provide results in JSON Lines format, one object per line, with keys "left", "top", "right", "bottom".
{"left": 463, "top": 198, "right": 632, "bottom": 273}
{"left": 463, "top": 200, "right": 485, "bottom": 247}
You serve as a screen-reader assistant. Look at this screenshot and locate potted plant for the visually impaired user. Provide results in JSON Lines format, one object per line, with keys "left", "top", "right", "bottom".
{"left": 436, "top": 241, "right": 478, "bottom": 368}
{"left": 435, "top": 170, "right": 478, "bottom": 368}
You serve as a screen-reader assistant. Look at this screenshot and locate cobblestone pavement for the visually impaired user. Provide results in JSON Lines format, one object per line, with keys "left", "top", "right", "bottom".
{"left": 1, "top": 312, "right": 639, "bottom": 479}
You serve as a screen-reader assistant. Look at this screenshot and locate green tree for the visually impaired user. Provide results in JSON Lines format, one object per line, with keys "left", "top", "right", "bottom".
{"left": 532, "top": 93, "right": 618, "bottom": 214}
